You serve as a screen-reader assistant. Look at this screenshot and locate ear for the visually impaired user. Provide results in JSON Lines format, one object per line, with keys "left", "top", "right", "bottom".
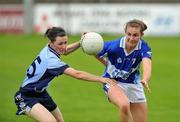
{"left": 48, "top": 40, "right": 51, "bottom": 44}
{"left": 49, "top": 41, "right": 54, "bottom": 47}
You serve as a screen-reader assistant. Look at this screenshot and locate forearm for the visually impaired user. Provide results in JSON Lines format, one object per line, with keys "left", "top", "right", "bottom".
{"left": 75, "top": 70, "right": 106, "bottom": 84}
{"left": 65, "top": 41, "right": 80, "bottom": 55}
{"left": 64, "top": 67, "right": 116, "bottom": 85}
{"left": 142, "top": 58, "right": 152, "bottom": 82}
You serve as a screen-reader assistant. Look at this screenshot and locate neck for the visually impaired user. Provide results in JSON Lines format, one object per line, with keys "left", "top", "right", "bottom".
{"left": 125, "top": 44, "right": 136, "bottom": 54}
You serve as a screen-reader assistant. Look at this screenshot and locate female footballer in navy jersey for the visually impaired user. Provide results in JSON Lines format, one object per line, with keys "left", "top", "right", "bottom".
{"left": 14, "top": 27, "right": 116, "bottom": 122}
{"left": 95, "top": 19, "right": 152, "bottom": 122}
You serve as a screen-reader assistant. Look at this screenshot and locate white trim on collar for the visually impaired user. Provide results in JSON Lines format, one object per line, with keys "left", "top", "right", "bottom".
{"left": 119, "top": 36, "right": 142, "bottom": 56}
{"left": 48, "top": 44, "right": 60, "bottom": 57}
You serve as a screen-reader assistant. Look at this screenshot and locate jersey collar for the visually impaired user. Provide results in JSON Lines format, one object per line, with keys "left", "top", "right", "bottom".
{"left": 120, "top": 36, "right": 142, "bottom": 56}
{"left": 48, "top": 45, "right": 60, "bottom": 58}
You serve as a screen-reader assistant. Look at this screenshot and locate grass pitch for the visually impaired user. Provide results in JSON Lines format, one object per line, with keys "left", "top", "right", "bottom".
{"left": 0, "top": 34, "right": 179, "bottom": 122}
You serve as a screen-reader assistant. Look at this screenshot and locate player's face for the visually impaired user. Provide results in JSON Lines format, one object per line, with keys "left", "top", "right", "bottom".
{"left": 49, "top": 36, "right": 68, "bottom": 55}
{"left": 125, "top": 26, "right": 143, "bottom": 48}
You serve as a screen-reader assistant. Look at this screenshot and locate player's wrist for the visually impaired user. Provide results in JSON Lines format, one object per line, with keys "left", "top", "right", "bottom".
{"left": 103, "top": 78, "right": 117, "bottom": 87}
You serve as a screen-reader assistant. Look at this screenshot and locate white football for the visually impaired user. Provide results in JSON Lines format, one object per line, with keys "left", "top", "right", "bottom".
{"left": 80, "top": 32, "right": 104, "bottom": 55}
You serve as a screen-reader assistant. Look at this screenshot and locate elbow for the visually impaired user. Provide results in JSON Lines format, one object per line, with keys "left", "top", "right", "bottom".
{"left": 75, "top": 75, "right": 84, "bottom": 80}
{"left": 74, "top": 71, "right": 84, "bottom": 80}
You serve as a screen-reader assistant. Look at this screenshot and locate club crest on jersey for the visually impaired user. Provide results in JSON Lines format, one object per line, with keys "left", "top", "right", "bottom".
{"left": 117, "top": 57, "right": 122, "bottom": 63}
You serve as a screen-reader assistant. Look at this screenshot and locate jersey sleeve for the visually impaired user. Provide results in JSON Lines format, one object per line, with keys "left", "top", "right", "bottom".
{"left": 98, "top": 41, "right": 114, "bottom": 57}
{"left": 48, "top": 57, "right": 69, "bottom": 76}
{"left": 141, "top": 42, "right": 152, "bottom": 59}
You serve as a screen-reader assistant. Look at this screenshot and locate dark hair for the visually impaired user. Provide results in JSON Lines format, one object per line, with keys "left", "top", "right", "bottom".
{"left": 44, "top": 27, "right": 66, "bottom": 42}
{"left": 125, "top": 19, "right": 147, "bottom": 33}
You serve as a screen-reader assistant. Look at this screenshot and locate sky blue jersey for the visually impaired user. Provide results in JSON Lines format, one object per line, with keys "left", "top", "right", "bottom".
{"left": 21, "top": 45, "right": 69, "bottom": 93}
{"left": 98, "top": 36, "right": 152, "bottom": 84}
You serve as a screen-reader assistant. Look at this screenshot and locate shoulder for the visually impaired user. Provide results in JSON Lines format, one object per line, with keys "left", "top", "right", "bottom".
{"left": 105, "top": 37, "right": 123, "bottom": 48}
{"left": 48, "top": 56, "right": 67, "bottom": 68}
{"left": 41, "top": 45, "right": 68, "bottom": 68}
{"left": 140, "top": 39, "right": 152, "bottom": 58}
{"left": 140, "top": 39, "right": 151, "bottom": 50}
{"left": 105, "top": 37, "right": 122, "bottom": 44}
{"left": 39, "top": 45, "right": 49, "bottom": 57}
{"left": 141, "top": 39, "right": 150, "bottom": 46}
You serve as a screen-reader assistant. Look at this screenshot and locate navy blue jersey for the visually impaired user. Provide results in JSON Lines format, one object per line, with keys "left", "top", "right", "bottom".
{"left": 21, "top": 44, "right": 69, "bottom": 93}
{"left": 98, "top": 36, "right": 152, "bottom": 84}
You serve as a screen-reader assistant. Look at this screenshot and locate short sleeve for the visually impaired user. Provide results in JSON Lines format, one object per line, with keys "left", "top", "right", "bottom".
{"left": 48, "top": 57, "right": 69, "bottom": 76}
{"left": 98, "top": 41, "right": 114, "bottom": 57}
{"left": 141, "top": 42, "right": 152, "bottom": 59}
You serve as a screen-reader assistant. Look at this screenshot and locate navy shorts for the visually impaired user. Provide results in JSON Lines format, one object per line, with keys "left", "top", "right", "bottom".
{"left": 14, "top": 89, "right": 57, "bottom": 115}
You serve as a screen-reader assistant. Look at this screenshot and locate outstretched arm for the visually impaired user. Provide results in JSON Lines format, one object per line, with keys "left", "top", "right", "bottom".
{"left": 141, "top": 58, "right": 152, "bottom": 92}
{"left": 64, "top": 41, "right": 80, "bottom": 55}
{"left": 63, "top": 67, "right": 116, "bottom": 85}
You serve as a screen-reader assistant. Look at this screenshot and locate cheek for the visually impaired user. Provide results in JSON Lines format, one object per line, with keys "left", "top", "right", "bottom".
{"left": 134, "top": 36, "right": 140, "bottom": 41}
{"left": 127, "top": 37, "right": 139, "bottom": 45}
{"left": 53, "top": 45, "right": 62, "bottom": 52}
{"left": 127, "top": 36, "right": 139, "bottom": 41}
{"left": 58, "top": 45, "right": 66, "bottom": 50}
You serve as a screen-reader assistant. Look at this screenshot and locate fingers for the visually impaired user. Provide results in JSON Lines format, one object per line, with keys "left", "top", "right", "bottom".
{"left": 106, "top": 78, "right": 118, "bottom": 87}
{"left": 80, "top": 35, "right": 85, "bottom": 46}
{"left": 145, "top": 84, "right": 151, "bottom": 93}
{"left": 81, "top": 32, "right": 87, "bottom": 38}
{"left": 82, "top": 32, "right": 88, "bottom": 35}
{"left": 80, "top": 32, "right": 90, "bottom": 44}
{"left": 141, "top": 80, "right": 151, "bottom": 93}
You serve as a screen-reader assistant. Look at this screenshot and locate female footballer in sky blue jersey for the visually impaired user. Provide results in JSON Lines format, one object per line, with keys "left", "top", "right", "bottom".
{"left": 14, "top": 27, "right": 115, "bottom": 122}
{"left": 96, "top": 19, "right": 152, "bottom": 122}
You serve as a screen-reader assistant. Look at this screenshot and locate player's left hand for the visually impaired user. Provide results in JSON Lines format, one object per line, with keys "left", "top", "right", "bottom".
{"left": 80, "top": 32, "right": 89, "bottom": 46}
{"left": 141, "top": 79, "right": 151, "bottom": 93}
{"left": 104, "top": 78, "right": 118, "bottom": 87}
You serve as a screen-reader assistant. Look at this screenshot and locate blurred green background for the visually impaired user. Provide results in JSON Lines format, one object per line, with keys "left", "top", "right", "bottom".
{"left": 0, "top": 34, "right": 180, "bottom": 122}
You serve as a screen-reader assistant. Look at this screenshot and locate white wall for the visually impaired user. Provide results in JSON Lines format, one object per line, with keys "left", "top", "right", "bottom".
{"left": 1, "top": 4, "right": 179, "bottom": 36}
{"left": 34, "top": 3, "right": 180, "bottom": 36}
